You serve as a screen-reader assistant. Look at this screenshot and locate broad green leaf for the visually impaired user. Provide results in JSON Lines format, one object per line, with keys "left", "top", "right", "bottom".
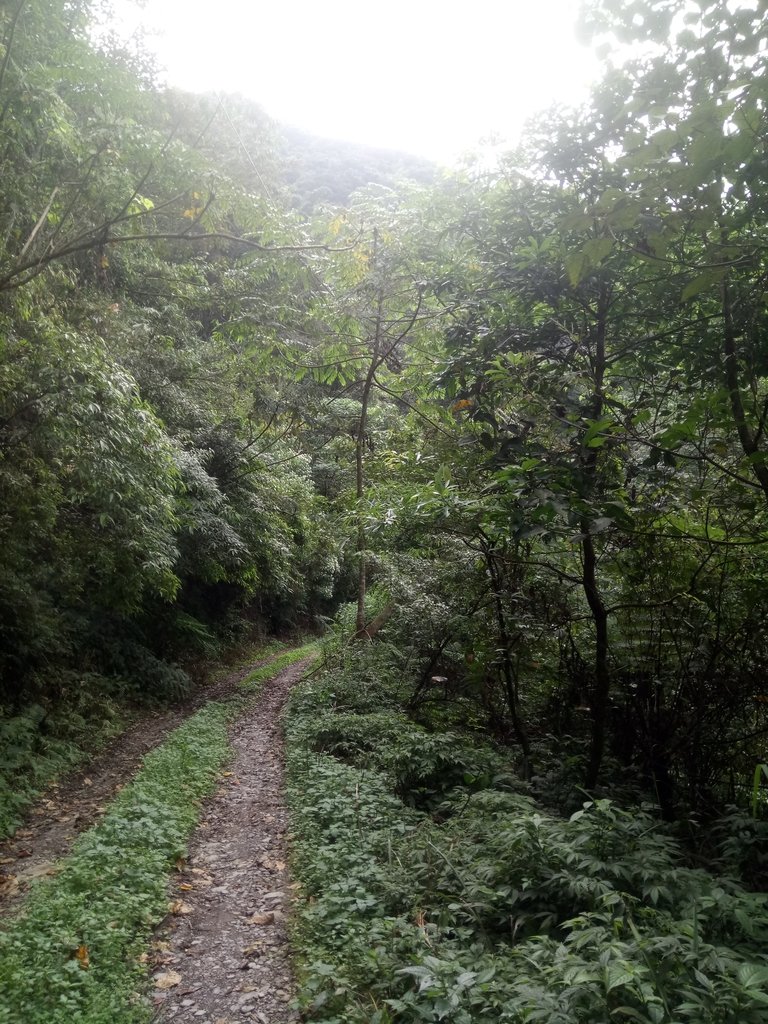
{"left": 681, "top": 268, "right": 726, "bottom": 302}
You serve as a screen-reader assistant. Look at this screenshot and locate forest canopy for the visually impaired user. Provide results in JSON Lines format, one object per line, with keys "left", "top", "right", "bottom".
{"left": 0, "top": 0, "right": 767, "bottom": 859}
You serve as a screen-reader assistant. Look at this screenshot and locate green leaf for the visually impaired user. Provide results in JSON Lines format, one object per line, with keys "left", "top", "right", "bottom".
{"left": 737, "top": 963, "right": 768, "bottom": 989}
{"left": 612, "top": 1009, "right": 653, "bottom": 1023}
{"left": 583, "top": 416, "right": 614, "bottom": 446}
{"left": 566, "top": 239, "right": 614, "bottom": 286}
{"left": 681, "top": 268, "right": 726, "bottom": 302}
{"left": 605, "top": 963, "right": 635, "bottom": 992}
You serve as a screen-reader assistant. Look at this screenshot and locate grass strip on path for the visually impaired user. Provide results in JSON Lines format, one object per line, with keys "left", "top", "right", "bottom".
{"left": 240, "top": 641, "right": 319, "bottom": 693}
{"left": 0, "top": 642, "right": 317, "bottom": 1024}
{"left": 0, "top": 637, "right": 294, "bottom": 841}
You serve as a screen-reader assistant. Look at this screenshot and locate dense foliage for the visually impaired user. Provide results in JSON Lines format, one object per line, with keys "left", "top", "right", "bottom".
{"left": 286, "top": 644, "right": 768, "bottom": 1023}
{"left": 0, "top": 0, "right": 338, "bottom": 829}
{"left": 2, "top": 0, "right": 768, "bottom": 1016}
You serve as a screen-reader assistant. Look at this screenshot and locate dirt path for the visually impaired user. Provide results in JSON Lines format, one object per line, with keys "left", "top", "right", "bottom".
{"left": 0, "top": 651, "right": 285, "bottom": 914}
{"left": 150, "top": 657, "right": 312, "bottom": 1024}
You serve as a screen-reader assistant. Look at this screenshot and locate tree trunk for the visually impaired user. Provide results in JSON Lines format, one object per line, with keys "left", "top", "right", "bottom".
{"left": 722, "top": 279, "right": 768, "bottom": 503}
{"left": 355, "top": 237, "right": 385, "bottom": 634}
{"left": 582, "top": 285, "right": 611, "bottom": 789}
{"left": 582, "top": 526, "right": 610, "bottom": 789}
{"left": 483, "top": 542, "right": 532, "bottom": 775}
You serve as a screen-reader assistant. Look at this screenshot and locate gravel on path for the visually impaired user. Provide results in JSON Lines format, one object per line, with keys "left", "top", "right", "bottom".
{"left": 0, "top": 651, "right": 286, "bottom": 917}
{"left": 150, "top": 656, "right": 313, "bottom": 1024}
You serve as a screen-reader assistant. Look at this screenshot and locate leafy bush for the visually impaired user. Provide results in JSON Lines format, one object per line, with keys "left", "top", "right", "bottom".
{"left": 0, "top": 700, "right": 233, "bottom": 1024}
{"left": 290, "top": 669, "right": 509, "bottom": 810}
{"left": 286, "top": 661, "right": 768, "bottom": 1024}
{"left": 0, "top": 681, "right": 126, "bottom": 839}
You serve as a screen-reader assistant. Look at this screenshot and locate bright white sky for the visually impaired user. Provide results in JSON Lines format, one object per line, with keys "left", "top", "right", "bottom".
{"left": 112, "top": 0, "right": 601, "bottom": 163}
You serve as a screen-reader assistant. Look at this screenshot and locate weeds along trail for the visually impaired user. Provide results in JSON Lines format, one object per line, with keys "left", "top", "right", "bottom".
{"left": 152, "top": 656, "right": 313, "bottom": 1024}
{"left": 0, "top": 646, "right": 316, "bottom": 1024}
{"left": 0, "top": 645, "right": 295, "bottom": 917}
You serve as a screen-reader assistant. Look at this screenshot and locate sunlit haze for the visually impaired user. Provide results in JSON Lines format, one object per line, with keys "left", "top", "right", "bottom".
{"left": 111, "top": 0, "right": 600, "bottom": 163}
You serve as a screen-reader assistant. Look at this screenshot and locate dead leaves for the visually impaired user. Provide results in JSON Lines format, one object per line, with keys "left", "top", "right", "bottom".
{"left": 75, "top": 944, "right": 90, "bottom": 970}
{"left": 0, "top": 873, "right": 19, "bottom": 897}
{"left": 154, "top": 970, "right": 182, "bottom": 990}
{"left": 169, "top": 899, "right": 193, "bottom": 916}
{"left": 17, "top": 861, "right": 57, "bottom": 881}
{"left": 247, "top": 913, "right": 274, "bottom": 929}
{"left": 256, "top": 854, "right": 286, "bottom": 872}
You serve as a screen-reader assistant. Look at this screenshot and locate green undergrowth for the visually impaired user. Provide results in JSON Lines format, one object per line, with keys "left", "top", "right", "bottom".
{"left": 0, "top": 637, "right": 298, "bottom": 841}
{"left": 0, "top": 680, "right": 129, "bottom": 840}
{"left": 206, "top": 637, "right": 290, "bottom": 683}
{"left": 285, "top": 649, "right": 768, "bottom": 1024}
{"left": 240, "top": 641, "right": 319, "bottom": 692}
{"left": 0, "top": 642, "right": 315, "bottom": 1024}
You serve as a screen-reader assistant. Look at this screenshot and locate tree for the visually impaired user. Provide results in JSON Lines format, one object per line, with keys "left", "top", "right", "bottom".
{"left": 424, "top": 80, "right": 768, "bottom": 802}
{"left": 289, "top": 187, "right": 446, "bottom": 635}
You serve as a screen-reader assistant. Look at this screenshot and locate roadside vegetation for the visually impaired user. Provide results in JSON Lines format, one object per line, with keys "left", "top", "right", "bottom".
{"left": 0, "top": 644, "right": 315, "bottom": 1024}
{"left": 0, "top": 637, "right": 298, "bottom": 840}
{"left": 286, "top": 631, "right": 768, "bottom": 1024}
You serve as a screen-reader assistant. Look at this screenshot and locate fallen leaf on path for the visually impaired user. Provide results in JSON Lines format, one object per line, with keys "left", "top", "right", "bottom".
{"left": 169, "top": 900, "right": 193, "bottom": 915}
{"left": 83, "top": 777, "right": 93, "bottom": 787}
{"left": 15, "top": 849, "right": 32, "bottom": 858}
{"left": 154, "top": 971, "right": 182, "bottom": 990}
{"left": 247, "top": 912, "right": 274, "bottom": 925}
{"left": 0, "top": 873, "right": 19, "bottom": 896}
{"left": 177, "top": 883, "right": 194, "bottom": 891}
{"left": 0, "top": 858, "right": 15, "bottom": 866}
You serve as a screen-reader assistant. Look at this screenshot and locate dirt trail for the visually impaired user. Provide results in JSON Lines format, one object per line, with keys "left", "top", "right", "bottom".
{"left": 0, "top": 652, "right": 284, "bottom": 915}
{"left": 151, "top": 657, "right": 312, "bottom": 1024}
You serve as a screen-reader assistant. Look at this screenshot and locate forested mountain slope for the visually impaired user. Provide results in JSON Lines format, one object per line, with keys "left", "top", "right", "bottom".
{"left": 279, "top": 125, "right": 435, "bottom": 209}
